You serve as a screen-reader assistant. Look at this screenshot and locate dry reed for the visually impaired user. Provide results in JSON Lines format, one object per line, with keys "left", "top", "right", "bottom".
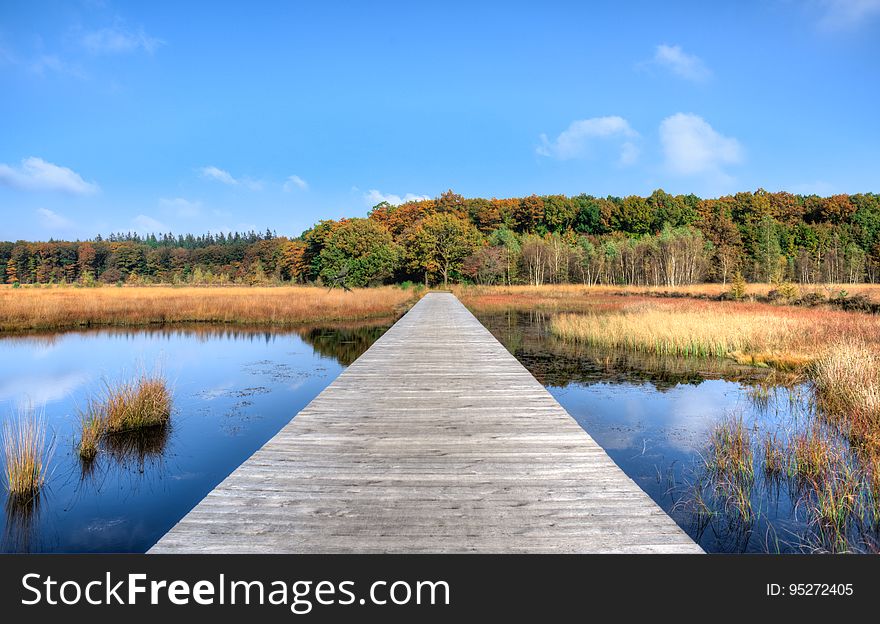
{"left": 2, "top": 410, "right": 50, "bottom": 498}
{"left": 76, "top": 372, "right": 173, "bottom": 460}
{"left": 0, "top": 285, "right": 417, "bottom": 333}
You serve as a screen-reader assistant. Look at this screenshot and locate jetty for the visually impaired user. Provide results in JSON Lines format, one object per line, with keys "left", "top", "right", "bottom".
{"left": 150, "top": 292, "right": 702, "bottom": 553}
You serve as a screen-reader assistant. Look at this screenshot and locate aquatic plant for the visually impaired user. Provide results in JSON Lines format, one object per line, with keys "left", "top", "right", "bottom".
{"left": 458, "top": 285, "right": 880, "bottom": 372}
{"left": 762, "top": 432, "right": 786, "bottom": 479}
{"left": 792, "top": 429, "right": 834, "bottom": 483}
{"left": 76, "top": 402, "right": 105, "bottom": 461}
{"left": 101, "top": 374, "right": 172, "bottom": 433}
{"left": 2, "top": 410, "right": 51, "bottom": 499}
{"left": 76, "top": 372, "right": 174, "bottom": 462}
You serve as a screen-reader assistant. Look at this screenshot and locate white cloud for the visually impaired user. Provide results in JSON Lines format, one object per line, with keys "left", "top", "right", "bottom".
{"left": 80, "top": 26, "right": 164, "bottom": 55}
{"left": 619, "top": 141, "right": 641, "bottom": 166}
{"left": 537, "top": 116, "right": 639, "bottom": 164}
{"left": 199, "top": 166, "right": 262, "bottom": 190}
{"left": 133, "top": 214, "right": 167, "bottom": 232}
{"left": 283, "top": 174, "right": 308, "bottom": 191}
{"left": 0, "top": 370, "right": 91, "bottom": 408}
{"left": 364, "top": 189, "right": 430, "bottom": 206}
{"left": 200, "top": 166, "right": 238, "bottom": 185}
{"left": 0, "top": 157, "right": 99, "bottom": 194}
{"left": 651, "top": 44, "right": 711, "bottom": 82}
{"left": 659, "top": 113, "right": 743, "bottom": 177}
{"left": 159, "top": 197, "right": 202, "bottom": 217}
{"left": 816, "top": 0, "right": 880, "bottom": 30}
{"left": 36, "top": 207, "right": 75, "bottom": 229}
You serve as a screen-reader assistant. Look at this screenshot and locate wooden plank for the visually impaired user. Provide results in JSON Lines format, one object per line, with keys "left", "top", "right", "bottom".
{"left": 150, "top": 292, "right": 702, "bottom": 553}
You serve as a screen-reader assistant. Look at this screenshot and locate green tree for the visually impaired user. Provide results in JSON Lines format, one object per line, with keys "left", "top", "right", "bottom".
{"left": 617, "top": 195, "right": 652, "bottom": 235}
{"left": 488, "top": 227, "right": 521, "bottom": 285}
{"left": 319, "top": 219, "right": 399, "bottom": 287}
{"left": 415, "top": 213, "right": 481, "bottom": 287}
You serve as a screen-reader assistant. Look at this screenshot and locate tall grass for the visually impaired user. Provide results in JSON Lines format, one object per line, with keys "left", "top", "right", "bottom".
{"left": 762, "top": 432, "right": 786, "bottom": 479}
{"left": 455, "top": 282, "right": 880, "bottom": 307}
{"left": 550, "top": 306, "right": 801, "bottom": 366}
{"left": 460, "top": 285, "right": 880, "bottom": 370}
{"left": 811, "top": 341, "right": 880, "bottom": 456}
{"left": 2, "top": 410, "right": 51, "bottom": 499}
{"left": 0, "top": 285, "right": 417, "bottom": 333}
{"left": 77, "top": 402, "right": 105, "bottom": 461}
{"left": 101, "top": 374, "right": 171, "bottom": 432}
{"left": 705, "top": 417, "right": 755, "bottom": 523}
{"left": 76, "top": 372, "right": 173, "bottom": 460}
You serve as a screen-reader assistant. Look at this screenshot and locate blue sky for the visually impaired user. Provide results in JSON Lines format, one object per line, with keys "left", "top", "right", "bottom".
{"left": 1, "top": 0, "right": 879, "bottom": 241}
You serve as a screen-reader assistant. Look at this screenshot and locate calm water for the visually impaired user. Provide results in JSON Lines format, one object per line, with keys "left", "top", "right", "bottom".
{"left": 476, "top": 310, "right": 826, "bottom": 553}
{"left": 0, "top": 323, "right": 390, "bottom": 553}
{"left": 2, "top": 312, "right": 871, "bottom": 553}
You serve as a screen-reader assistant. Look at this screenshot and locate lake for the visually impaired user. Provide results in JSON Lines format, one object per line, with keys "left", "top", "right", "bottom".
{"left": 0, "top": 322, "right": 390, "bottom": 553}
{"left": 2, "top": 311, "right": 872, "bottom": 553}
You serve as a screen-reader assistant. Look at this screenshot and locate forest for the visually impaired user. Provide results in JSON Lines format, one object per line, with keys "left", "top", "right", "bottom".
{"left": 3, "top": 189, "right": 880, "bottom": 287}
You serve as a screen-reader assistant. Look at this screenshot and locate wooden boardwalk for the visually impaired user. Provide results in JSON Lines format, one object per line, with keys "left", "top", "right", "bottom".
{"left": 150, "top": 293, "right": 702, "bottom": 553}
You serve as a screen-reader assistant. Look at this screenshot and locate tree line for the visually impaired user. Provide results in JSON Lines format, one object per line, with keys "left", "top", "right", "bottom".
{"left": 3, "top": 189, "right": 880, "bottom": 287}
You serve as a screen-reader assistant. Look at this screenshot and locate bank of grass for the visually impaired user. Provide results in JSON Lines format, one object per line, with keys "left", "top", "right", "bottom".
{"left": 455, "top": 282, "right": 880, "bottom": 307}
{"left": 76, "top": 373, "right": 173, "bottom": 461}
{"left": 455, "top": 285, "right": 880, "bottom": 370}
{"left": 549, "top": 307, "right": 804, "bottom": 367}
{"left": 811, "top": 342, "right": 880, "bottom": 457}
{"left": 0, "top": 285, "right": 419, "bottom": 333}
{"left": 2, "top": 410, "right": 51, "bottom": 499}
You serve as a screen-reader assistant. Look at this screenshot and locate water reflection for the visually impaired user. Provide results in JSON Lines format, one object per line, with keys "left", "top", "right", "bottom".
{"left": 4, "top": 493, "right": 42, "bottom": 554}
{"left": 481, "top": 310, "right": 765, "bottom": 390}
{"left": 102, "top": 425, "right": 171, "bottom": 472}
{"left": 0, "top": 320, "right": 391, "bottom": 553}
{"left": 475, "top": 310, "right": 816, "bottom": 553}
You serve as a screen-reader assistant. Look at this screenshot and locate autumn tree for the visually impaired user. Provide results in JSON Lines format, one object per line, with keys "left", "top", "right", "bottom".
{"left": 279, "top": 239, "right": 308, "bottom": 282}
{"left": 515, "top": 195, "right": 545, "bottom": 233}
{"left": 318, "top": 219, "right": 399, "bottom": 287}
{"left": 411, "top": 213, "right": 480, "bottom": 287}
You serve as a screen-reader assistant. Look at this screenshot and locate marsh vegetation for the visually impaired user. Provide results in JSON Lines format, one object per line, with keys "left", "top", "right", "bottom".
{"left": 0, "top": 285, "right": 418, "bottom": 333}
{"left": 474, "top": 295, "right": 880, "bottom": 553}
{"left": 76, "top": 372, "right": 172, "bottom": 463}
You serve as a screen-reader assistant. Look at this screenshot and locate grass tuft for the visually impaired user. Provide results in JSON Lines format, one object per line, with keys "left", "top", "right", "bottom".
{"left": 101, "top": 374, "right": 172, "bottom": 433}
{"left": 75, "top": 372, "right": 173, "bottom": 460}
{"left": 77, "top": 401, "right": 105, "bottom": 461}
{"left": 762, "top": 432, "right": 786, "bottom": 479}
{"left": 2, "top": 410, "right": 50, "bottom": 499}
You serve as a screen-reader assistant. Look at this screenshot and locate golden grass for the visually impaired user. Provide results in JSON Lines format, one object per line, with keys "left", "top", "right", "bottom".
{"left": 762, "top": 432, "right": 786, "bottom": 478}
{"left": 457, "top": 285, "right": 880, "bottom": 370}
{"left": 101, "top": 375, "right": 172, "bottom": 432}
{"left": 2, "top": 411, "right": 50, "bottom": 498}
{"left": 811, "top": 342, "right": 880, "bottom": 457}
{"left": 461, "top": 282, "right": 880, "bottom": 301}
{"left": 0, "top": 285, "right": 418, "bottom": 333}
{"left": 77, "top": 403, "right": 104, "bottom": 461}
{"left": 550, "top": 307, "right": 798, "bottom": 364}
{"left": 76, "top": 373, "right": 173, "bottom": 460}
{"left": 455, "top": 282, "right": 880, "bottom": 309}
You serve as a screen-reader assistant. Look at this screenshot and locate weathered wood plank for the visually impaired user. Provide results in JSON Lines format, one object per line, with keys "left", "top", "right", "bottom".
{"left": 150, "top": 292, "right": 702, "bottom": 553}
